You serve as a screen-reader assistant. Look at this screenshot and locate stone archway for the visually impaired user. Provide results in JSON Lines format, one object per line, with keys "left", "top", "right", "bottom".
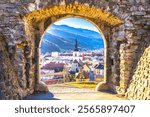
{"left": 22, "top": 4, "right": 123, "bottom": 93}
{"left": 39, "top": 16, "right": 107, "bottom": 86}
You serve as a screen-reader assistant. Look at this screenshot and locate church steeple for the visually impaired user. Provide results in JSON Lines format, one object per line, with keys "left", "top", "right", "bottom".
{"left": 74, "top": 38, "right": 79, "bottom": 51}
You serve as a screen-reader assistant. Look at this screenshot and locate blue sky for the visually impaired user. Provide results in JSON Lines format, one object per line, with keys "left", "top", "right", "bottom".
{"left": 53, "top": 18, "right": 99, "bottom": 33}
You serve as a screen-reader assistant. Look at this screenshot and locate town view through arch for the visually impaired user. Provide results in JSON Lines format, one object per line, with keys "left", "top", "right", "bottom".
{"left": 40, "top": 18, "right": 104, "bottom": 90}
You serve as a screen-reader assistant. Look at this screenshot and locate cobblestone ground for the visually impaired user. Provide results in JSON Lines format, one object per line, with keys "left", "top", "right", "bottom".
{"left": 24, "top": 84, "right": 126, "bottom": 100}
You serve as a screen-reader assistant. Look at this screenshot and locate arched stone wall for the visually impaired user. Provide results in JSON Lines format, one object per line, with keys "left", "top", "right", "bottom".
{"left": 23, "top": 4, "right": 124, "bottom": 93}
{"left": 0, "top": 0, "right": 149, "bottom": 99}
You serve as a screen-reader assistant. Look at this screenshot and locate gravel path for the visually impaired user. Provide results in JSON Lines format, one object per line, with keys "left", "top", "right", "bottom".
{"left": 24, "top": 84, "right": 126, "bottom": 100}
{"left": 48, "top": 84, "right": 97, "bottom": 93}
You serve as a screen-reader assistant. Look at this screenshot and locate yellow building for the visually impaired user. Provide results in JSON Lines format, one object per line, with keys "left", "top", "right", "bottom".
{"left": 83, "top": 64, "right": 90, "bottom": 72}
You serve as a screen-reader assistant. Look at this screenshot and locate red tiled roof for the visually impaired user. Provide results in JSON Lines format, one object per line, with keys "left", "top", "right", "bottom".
{"left": 73, "top": 60, "right": 78, "bottom": 63}
{"left": 83, "top": 71, "right": 89, "bottom": 78}
{"left": 42, "top": 62, "right": 64, "bottom": 69}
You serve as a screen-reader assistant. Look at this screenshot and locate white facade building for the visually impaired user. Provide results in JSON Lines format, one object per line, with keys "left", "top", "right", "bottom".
{"left": 51, "top": 52, "right": 59, "bottom": 57}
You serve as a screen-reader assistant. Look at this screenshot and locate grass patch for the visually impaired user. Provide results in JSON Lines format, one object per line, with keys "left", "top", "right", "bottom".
{"left": 64, "top": 81, "right": 98, "bottom": 89}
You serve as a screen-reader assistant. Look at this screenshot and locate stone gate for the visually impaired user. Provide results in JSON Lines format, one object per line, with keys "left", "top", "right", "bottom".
{"left": 0, "top": 0, "right": 149, "bottom": 100}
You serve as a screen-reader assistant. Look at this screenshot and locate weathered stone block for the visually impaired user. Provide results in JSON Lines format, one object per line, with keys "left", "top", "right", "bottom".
{"left": 35, "top": 81, "right": 49, "bottom": 92}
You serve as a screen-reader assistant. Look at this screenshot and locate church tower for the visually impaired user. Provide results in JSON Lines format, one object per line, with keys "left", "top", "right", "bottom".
{"left": 74, "top": 38, "right": 79, "bottom": 51}
{"left": 71, "top": 38, "right": 83, "bottom": 73}
{"left": 73, "top": 38, "right": 80, "bottom": 60}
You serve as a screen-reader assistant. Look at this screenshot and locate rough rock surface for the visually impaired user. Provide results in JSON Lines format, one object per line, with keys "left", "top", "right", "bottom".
{"left": 96, "top": 82, "right": 110, "bottom": 92}
{"left": 35, "top": 81, "right": 49, "bottom": 92}
{"left": 126, "top": 46, "right": 150, "bottom": 100}
{"left": 0, "top": 0, "right": 149, "bottom": 99}
{"left": 0, "top": 33, "right": 21, "bottom": 99}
